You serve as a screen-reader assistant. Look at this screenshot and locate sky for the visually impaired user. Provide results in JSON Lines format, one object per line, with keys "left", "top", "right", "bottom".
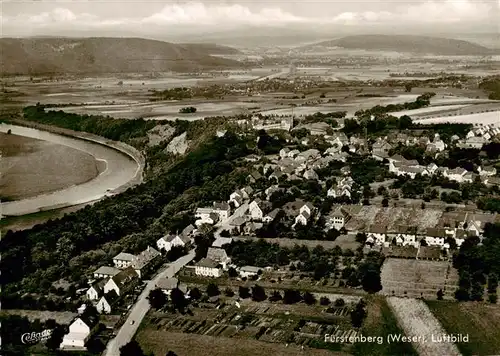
{"left": 1, "top": 0, "right": 499, "bottom": 39}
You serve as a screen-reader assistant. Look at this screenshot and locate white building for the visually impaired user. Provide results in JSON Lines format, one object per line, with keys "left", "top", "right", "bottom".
{"left": 239, "top": 266, "right": 262, "bottom": 278}
{"left": 112, "top": 252, "right": 136, "bottom": 269}
{"left": 59, "top": 317, "right": 95, "bottom": 350}
{"left": 194, "top": 258, "right": 222, "bottom": 277}
{"left": 157, "top": 234, "right": 191, "bottom": 252}
{"left": 93, "top": 266, "right": 120, "bottom": 279}
{"left": 96, "top": 297, "right": 111, "bottom": 314}
{"left": 249, "top": 199, "right": 265, "bottom": 221}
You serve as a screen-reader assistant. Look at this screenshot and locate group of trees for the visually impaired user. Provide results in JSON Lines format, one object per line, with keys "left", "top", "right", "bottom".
{"left": 148, "top": 287, "right": 188, "bottom": 312}
{"left": 120, "top": 340, "right": 178, "bottom": 356}
{"left": 453, "top": 223, "right": 500, "bottom": 303}
{"left": 179, "top": 106, "right": 197, "bottom": 114}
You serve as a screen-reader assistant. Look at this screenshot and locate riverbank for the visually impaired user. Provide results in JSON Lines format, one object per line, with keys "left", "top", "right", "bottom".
{"left": 0, "top": 122, "right": 144, "bottom": 217}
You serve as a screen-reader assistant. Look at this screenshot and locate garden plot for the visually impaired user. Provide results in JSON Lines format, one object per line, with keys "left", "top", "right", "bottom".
{"left": 387, "top": 297, "right": 461, "bottom": 356}
{"left": 381, "top": 259, "right": 458, "bottom": 300}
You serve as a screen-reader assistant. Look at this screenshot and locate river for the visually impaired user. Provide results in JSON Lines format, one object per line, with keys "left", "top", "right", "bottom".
{"left": 0, "top": 123, "right": 142, "bottom": 217}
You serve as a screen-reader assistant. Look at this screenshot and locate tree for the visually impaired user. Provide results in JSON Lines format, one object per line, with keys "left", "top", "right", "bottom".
{"left": 268, "top": 290, "right": 282, "bottom": 302}
{"left": 224, "top": 287, "right": 235, "bottom": 297}
{"left": 334, "top": 298, "right": 345, "bottom": 307}
{"left": 360, "top": 265, "right": 382, "bottom": 293}
{"left": 120, "top": 340, "right": 146, "bottom": 356}
{"left": 488, "top": 293, "right": 498, "bottom": 304}
{"left": 228, "top": 267, "right": 238, "bottom": 278}
{"left": 405, "top": 83, "right": 413, "bottom": 93}
{"left": 437, "top": 289, "right": 444, "bottom": 300}
{"left": 303, "top": 292, "right": 316, "bottom": 305}
{"left": 320, "top": 297, "right": 330, "bottom": 306}
{"left": 148, "top": 288, "right": 167, "bottom": 309}
{"left": 251, "top": 285, "right": 267, "bottom": 302}
{"left": 206, "top": 283, "right": 220, "bottom": 297}
{"left": 239, "top": 286, "right": 251, "bottom": 299}
{"left": 170, "top": 288, "right": 187, "bottom": 312}
{"left": 350, "top": 300, "right": 367, "bottom": 328}
{"left": 283, "top": 289, "right": 302, "bottom": 304}
{"left": 166, "top": 352, "right": 178, "bottom": 356}
{"left": 189, "top": 287, "right": 202, "bottom": 300}
{"left": 382, "top": 198, "right": 389, "bottom": 207}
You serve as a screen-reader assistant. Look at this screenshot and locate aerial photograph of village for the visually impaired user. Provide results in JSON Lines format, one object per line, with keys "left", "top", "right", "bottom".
{"left": 0, "top": 0, "right": 499, "bottom": 355}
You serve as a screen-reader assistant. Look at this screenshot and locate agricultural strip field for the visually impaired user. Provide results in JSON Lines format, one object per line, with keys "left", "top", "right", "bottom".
{"left": 387, "top": 297, "right": 461, "bottom": 356}
{"left": 381, "top": 258, "right": 459, "bottom": 300}
{"left": 426, "top": 301, "right": 500, "bottom": 356}
{"left": 352, "top": 296, "right": 417, "bottom": 356}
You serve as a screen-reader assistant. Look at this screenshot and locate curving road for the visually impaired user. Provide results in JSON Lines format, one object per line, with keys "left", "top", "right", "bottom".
{"left": 0, "top": 123, "right": 142, "bottom": 217}
{"left": 104, "top": 250, "right": 195, "bottom": 356}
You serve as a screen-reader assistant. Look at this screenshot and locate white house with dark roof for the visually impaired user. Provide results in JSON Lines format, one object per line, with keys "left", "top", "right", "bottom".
{"left": 444, "top": 167, "right": 468, "bottom": 183}
{"left": 59, "top": 316, "right": 98, "bottom": 350}
{"left": 239, "top": 266, "right": 262, "bottom": 278}
{"left": 206, "top": 247, "right": 231, "bottom": 268}
{"left": 263, "top": 208, "right": 281, "bottom": 224}
{"left": 367, "top": 225, "right": 388, "bottom": 246}
{"left": 327, "top": 207, "right": 350, "bottom": 230}
{"left": 113, "top": 252, "right": 136, "bottom": 269}
{"left": 157, "top": 234, "right": 191, "bottom": 252}
{"left": 213, "top": 202, "right": 231, "bottom": 220}
{"left": 249, "top": 199, "right": 266, "bottom": 221}
{"left": 131, "top": 246, "right": 161, "bottom": 278}
{"left": 156, "top": 277, "right": 179, "bottom": 294}
{"left": 86, "top": 279, "right": 107, "bottom": 301}
{"left": 103, "top": 267, "right": 139, "bottom": 296}
{"left": 93, "top": 266, "right": 121, "bottom": 279}
{"left": 194, "top": 258, "right": 222, "bottom": 277}
{"left": 479, "top": 166, "right": 497, "bottom": 176}
{"left": 96, "top": 296, "right": 111, "bottom": 314}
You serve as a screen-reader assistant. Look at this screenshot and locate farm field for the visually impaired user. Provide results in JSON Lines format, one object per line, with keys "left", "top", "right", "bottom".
{"left": 426, "top": 301, "right": 500, "bottom": 356}
{"left": 352, "top": 296, "right": 417, "bottom": 356}
{"left": 136, "top": 330, "right": 344, "bottom": 356}
{"left": 380, "top": 258, "right": 459, "bottom": 299}
{"left": 343, "top": 206, "right": 443, "bottom": 234}
{"left": 0, "top": 132, "right": 100, "bottom": 200}
{"left": 387, "top": 297, "right": 461, "bottom": 356}
{"left": 414, "top": 110, "right": 500, "bottom": 125}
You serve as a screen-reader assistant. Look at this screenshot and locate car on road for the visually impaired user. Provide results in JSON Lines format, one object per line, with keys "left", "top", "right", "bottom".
{"left": 130, "top": 320, "right": 135, "bottom": 325}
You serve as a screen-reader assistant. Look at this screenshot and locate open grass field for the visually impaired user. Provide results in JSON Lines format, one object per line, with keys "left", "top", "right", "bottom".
{"left": 381, "top": 258, "right": 459, "bottom": 300}
{"left": 0, "top": 132, "right": 100, "bottom": 200}
{"left": 136, "top": 330, "right": 349, "bottom": 356}
{"left": 426, "top": 301, "right": 500, "bottom": 356}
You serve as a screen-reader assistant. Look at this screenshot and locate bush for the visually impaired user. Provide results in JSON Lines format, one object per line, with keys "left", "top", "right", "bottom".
{"left": 334, "top": 298, "right": 345, "bottom": 307}
{"left": 320, "top": 297, "right": 330, "bottom": 306}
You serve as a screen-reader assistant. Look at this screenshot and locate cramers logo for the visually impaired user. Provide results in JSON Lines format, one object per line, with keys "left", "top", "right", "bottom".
{"left": 21, "top": 329, "right": 53, "bottom": 344}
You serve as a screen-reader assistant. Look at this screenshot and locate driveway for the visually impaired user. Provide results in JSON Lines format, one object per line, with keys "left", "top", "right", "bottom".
{"left": 104, "top": 250, "right": 195, "bottom": 356}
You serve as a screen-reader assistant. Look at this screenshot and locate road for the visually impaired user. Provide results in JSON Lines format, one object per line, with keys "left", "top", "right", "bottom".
{"left": 104, "top": 250, "right": 195, "bottom": 356}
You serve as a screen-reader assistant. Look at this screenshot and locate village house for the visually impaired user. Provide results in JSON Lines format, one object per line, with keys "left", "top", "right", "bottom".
{"left": 157, "top": 233, "right": 191, "bottom": 252}
{"left": 444, "top": 167, "right": 468, "bottom": 183}
{"left": 229, "top": 216, "right": 248, "bottom": 234}
{"left": 372, "top": 139, "right": 393, "bottom": 160}
{"left": 479, "top": 166, "right": 497, "bottom": 176}
{"left": 303, "top": 169, "right": 319, "bottom": 180}
{"left": 112, "top": 252, "right": 136, "bottom": 269}
{"left": 103, "top": 267, "right": 139, "bottom": 296}
{"left": 206, "top": 247, "right": 231, "bottom": 268}
{"left": 367, "top": 225, "right": 388, "bottom": 246}
{"left": 60, "top": 316, "right": 98, "bottom": 350}
{"left": 93, "top": 266, "right": 120, "bottom": 279}
{"left": 96, "top": 296, "right": 112, "bottom": 314}
{"left": 239, "top": 266, "right": 262, "bottom": 278}
{"left": 155, "top": 277, "right": 185, "bottom": 295}
{"left": 263, "top": 208, "right": 282, "bottom": 224}
{"left": 249, "top": 198, "right": 268, "bottom": 221}
{"left": 293, "top": 202, "right": 315, "bottom": 228}
{"left": 424, "top": 228, "right": 447, "bottom": 247}
{"left": 86, "top": 279, "right": 107, "bottom": 301}
{"left": 131, "top": 246, "right": 161, "bottom": 278}
{"left": 247, "top": 170, "right": 263, "bottom": 183}
{"left": 279, "top": 147, "right": 290, "bottom": 158}
{"left": 463, "top": 136, "right": 487, "bottom": 149}
{"left": 387, "top": 226, "right": 418, "bottom": 248}
{"left": 194, "top": 258, "right": 222, "bottom": 278}
{"left": 244, "top": 221, "right": 263, "bottom": 234}
{"left": 213, "top": 202, "right": 231, "bottom": 220}
{"left": 327, "top": 206, "right": 350, "bottom": 230}
{"left": 212, "top": 237, "right": 233, "bottom": 248}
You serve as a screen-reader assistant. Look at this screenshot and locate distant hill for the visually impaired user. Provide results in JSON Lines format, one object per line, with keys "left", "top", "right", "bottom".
{"left": 300, "top": 35, "right": 496, "bottom": 55}
{"left": 0, "top": 37, "right": 243, "bottom": 75}
{"left": 178, "top": 43, "right": 242, "bottom": 55}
